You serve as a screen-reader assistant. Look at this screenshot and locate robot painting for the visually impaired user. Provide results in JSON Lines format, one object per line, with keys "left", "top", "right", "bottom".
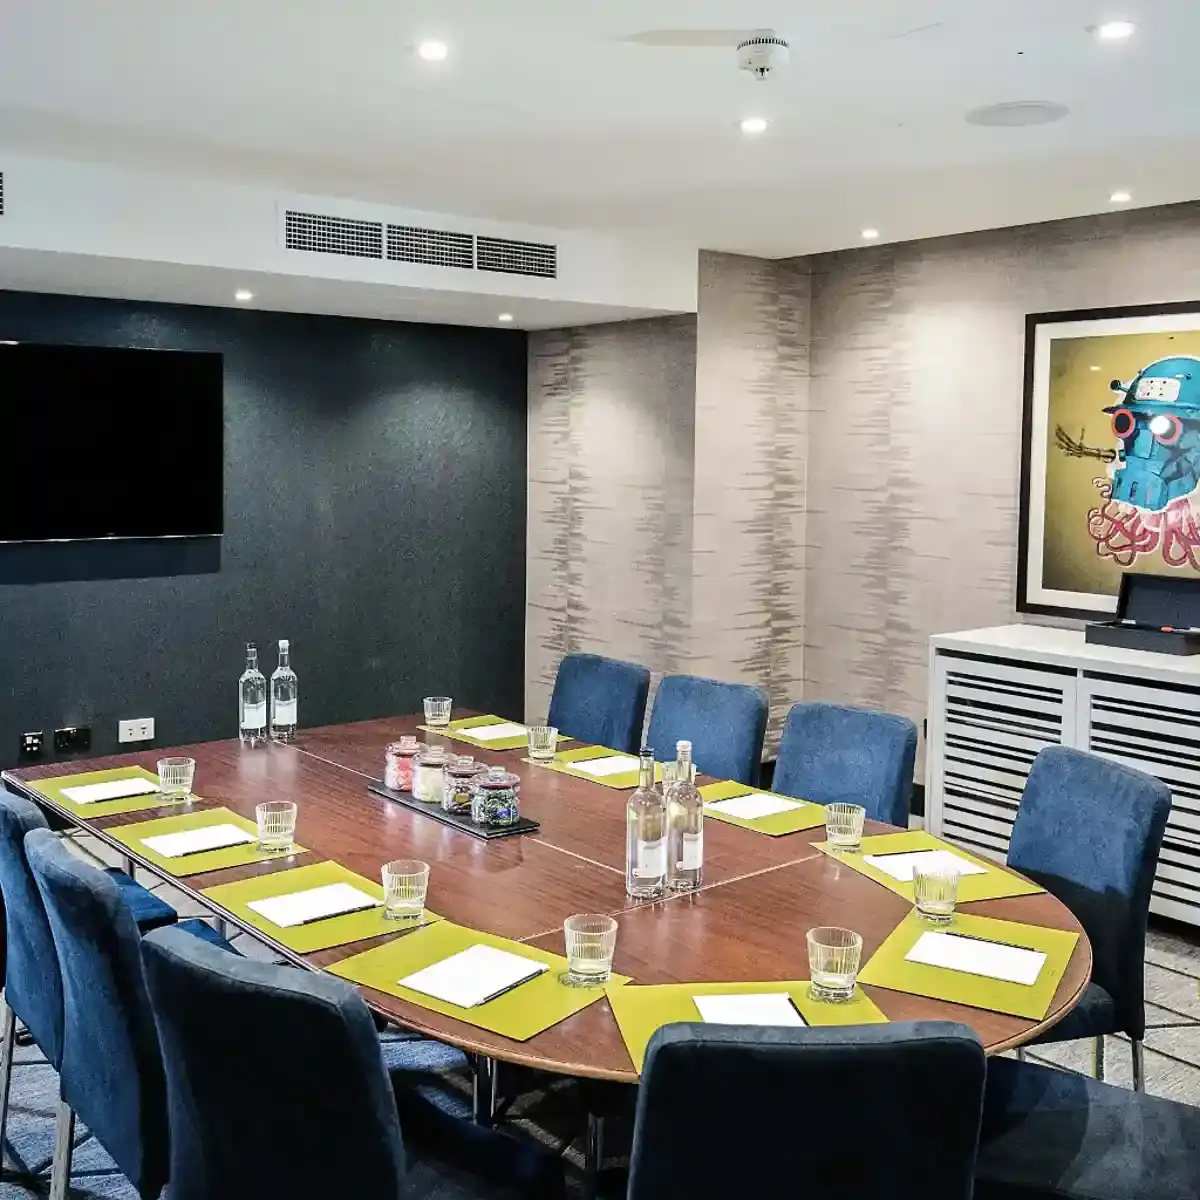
{"left": 1019, "top": 306, "right": 1200, "bottom": 618}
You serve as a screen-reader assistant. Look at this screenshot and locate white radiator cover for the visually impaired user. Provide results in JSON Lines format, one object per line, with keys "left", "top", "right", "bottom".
{"left": 927, "top": 624, "right": 1200, "bottom": 927}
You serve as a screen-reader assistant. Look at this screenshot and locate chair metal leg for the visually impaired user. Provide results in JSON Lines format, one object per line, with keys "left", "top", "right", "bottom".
{"left": 1131, "top": 1038, "right": 1145, "bottom": 1093}
{"left": 49, "top": 1100, "right": 75, "bottom": 1200}
{"left": 213, "top": 917, "right": 229, "bottom": 939}
{"left": 1093, "top": 1035, "right": 1106, "bottom": 1082}
{"left": 0, "top": 997, "right": 16, "bottom": 1172}
{"left": 121, "top": 855, "right": 136, "bottom": 877}
{"left": 471, "top": 1054, "right": 498, "bottom": 1127}
{"left": 585, "top": 1112, "right": 604, "bottom": 1199}
{"left": 1015, "top": 1046, "right": 1026, "bottom": 1061}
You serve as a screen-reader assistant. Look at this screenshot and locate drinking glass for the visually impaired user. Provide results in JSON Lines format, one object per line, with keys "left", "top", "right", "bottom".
{"left": 825, "top": 803, "right": 866, "bottom": 852}
{"left": 563, "top": 914, "right": 618, "bottom": 987}
{"left": 423, "top": 697, "right": 453, "bottom": 728}
{"left": 157, "top": 757, "right": 196, "bottom": 801}
{"left": 527, "top": 724, "right": 559, "bottom": 763}
{"left": 256, "top": 800, "right": 298, "bottom": 854}
{"left": 382, "top": 859, "right": 430, "bottom": 922}
{"left": 807, "top": 926, "right": 863, "bottom": 1002}
{"left": 913, "top": 862, "right": 961, "bottom": 925}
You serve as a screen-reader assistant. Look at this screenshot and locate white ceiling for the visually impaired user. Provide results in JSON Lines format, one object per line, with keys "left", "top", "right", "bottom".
{"left": 1, "top": 0, "right": 1199, "bottom": 259}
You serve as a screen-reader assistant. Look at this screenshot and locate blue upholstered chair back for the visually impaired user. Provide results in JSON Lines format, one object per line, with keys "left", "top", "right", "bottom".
{"left": 547, "top": 652, "right": 651, "bottom": 754}
{"left": 646, "top": 675, "right": 768, "bottom": 785}
{"left": 0, "top": 793, "right": 63, "bottom": 1067}
{"left": 773, "top": 702, "right": 918, "bottom": 827}
{"left": 1008, "top": 745, "right": 1170, "bottom": 1042}
{"left": 141, "top": 925, "right": 407, "bottom": 1200}
{"left": 25, "top": 828, "right": 169, "bottom": 1200}
{"left": 629, "top": 1021, "right": 986, "bottom": 1200}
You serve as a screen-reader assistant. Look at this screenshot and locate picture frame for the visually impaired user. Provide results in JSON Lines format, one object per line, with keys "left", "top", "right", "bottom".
{"left": 1018, "top": 300, "right": 1200, "bottom": 619}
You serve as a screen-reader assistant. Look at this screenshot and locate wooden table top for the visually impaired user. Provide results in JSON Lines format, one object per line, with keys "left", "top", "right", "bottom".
{"left": 3, "top": 714, "right": 1091, "bottom": 1083}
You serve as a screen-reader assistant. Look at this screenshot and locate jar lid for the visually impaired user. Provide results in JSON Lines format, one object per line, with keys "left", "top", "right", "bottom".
{"left": 446, "top": 756, "right": 485, "bottom": 778}
{"left": 476, "top": 766, "right": 520, "bottom": 789}
{"left": 386, "top": 736, "right": 421, "bottom": 756}
{"left": 416, "top": 744, "right": 447, "bottom": 763}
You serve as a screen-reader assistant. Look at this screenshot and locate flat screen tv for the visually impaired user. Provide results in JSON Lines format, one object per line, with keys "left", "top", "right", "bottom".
{"left": 0, "top": 342, "right": 224, "bottom": 542}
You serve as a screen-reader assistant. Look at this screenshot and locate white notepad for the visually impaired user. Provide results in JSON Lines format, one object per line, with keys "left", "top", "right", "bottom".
{"left": 863, "top": 849, "right": 989, "bottom": 883}
{"left": 141, "top": 824, "right": 256, "bottom": 859}
{"left": 62, "top": 778, "right": 160, "bottom": 805}
{"left": 400, "top": 944, "right": 548, "bottom": 1009}
{"left": 467, "top": 722, "right": 527, "bottom": 741}
{"left": 246, "top": 883, "right": 381, "bottom": 928}
{"left": 706, "top": 793, "right": 805, "bottom": 820}
{"left": 905, "top": 931, "right": 1047, "bottom": 986}
{"left": 694, "top": 993, "right": 807, "bottom": 1027}
{"left": 571, "top": 755, "right": 640, "bottom": 778}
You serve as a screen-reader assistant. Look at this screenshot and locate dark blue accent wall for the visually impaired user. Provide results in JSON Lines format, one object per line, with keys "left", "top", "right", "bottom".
{"left": 0, "top": 290, "right": 527, "bottom": 767}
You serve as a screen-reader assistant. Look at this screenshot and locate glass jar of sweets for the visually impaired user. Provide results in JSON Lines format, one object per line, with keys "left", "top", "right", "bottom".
{"left": 471, "top": 766, "right": 521, "bottom": 828}
{"left": 384, "top": 736, "right": 421, "bottom": 793}
{"left": 443, "top": 755, "right": 485, "bottom": 816}
{"left": 412, "top": 744, "right": 448, "bottom": 805}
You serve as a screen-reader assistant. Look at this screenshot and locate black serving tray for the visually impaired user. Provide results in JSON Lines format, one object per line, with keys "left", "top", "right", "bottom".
{"left": 367, "top": 781, "right": 540, "bottom": 840}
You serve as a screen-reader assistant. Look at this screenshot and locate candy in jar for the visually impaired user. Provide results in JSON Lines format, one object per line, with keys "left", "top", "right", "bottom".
{"left": 412, "top": 745, "right": 447, "bottom": 805}
{"left": 384, "top": 736, "right": 421, "bottom": 792}
{"left": 443, "top": 756, "right": 485, "bottom": 815}
{"left": 471, "top": 766, "right": 521, "bottom": 828}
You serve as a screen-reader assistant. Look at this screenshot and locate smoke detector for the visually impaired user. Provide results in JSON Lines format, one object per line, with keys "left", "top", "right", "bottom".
{"left": 737, "top": 31, "right": 790, "bottom": 79}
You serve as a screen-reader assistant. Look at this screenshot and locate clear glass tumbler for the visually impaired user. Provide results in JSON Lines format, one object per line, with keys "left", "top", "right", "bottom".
{"left": 913, "top": 862, "right": 961, "bottom": 924}
{"left": 423, "top": 696, "right": 453, "bottom": 728}
{"left": 157, "top": 757, "right": 196, "bottom": 801}
{"left": 825, "top": 803, "right": 866, "bottom": 852}
{"left": 563, "top": 914, "right": 618, "bottom": 987}
{"left": 382, "top": 859, "right": 430, "bottom": 922}
{"left": 527, "top": 724, "right": 559, "bottom": 763}
{"left": 807, "top": 926, "right": 864, "bottom": 1002}
{"left": 255, "top": 800, "right": 298, "bottom": 854}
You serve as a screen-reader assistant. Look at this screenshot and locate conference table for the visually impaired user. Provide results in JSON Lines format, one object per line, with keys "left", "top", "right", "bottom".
{"left": 2, "top": 712, "right": 1090, "bottom": 1093}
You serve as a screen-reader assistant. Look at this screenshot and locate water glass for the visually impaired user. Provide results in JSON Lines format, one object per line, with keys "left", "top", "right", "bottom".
{"left": 157, "top": 757, "right": 196, "bottom": 801}
{"left": 807, "top": 926, "right": 863, "bottom": 1003}
{"left": 423, "top": 696, "right": 453, "bottom": 728}
{"left": 563, "top": 914, "right": 618, "bottom": 987}
{"left": 825, "top": 802, "right": 866, "bottom": 852}
{"left": 382, "top": 859, "right": 429, "bottom": 922}
{"left": 527, "top": 724, "right": 558, "bottom": 763}
{"left": 256, "top": 800, "right": 298, "bottom": 854}
{"left": 913, "top": 862, "right": 961, "bottom": 925}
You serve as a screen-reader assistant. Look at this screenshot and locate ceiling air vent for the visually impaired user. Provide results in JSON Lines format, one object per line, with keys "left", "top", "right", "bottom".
{"left": 284, "top": 210, "right": 383, "bottom": 259}
{"left": 476, "top": 235, "right": 557, "bottom": 279}
{"left": 387, "top": 224, "right": 473, "bottom": 269}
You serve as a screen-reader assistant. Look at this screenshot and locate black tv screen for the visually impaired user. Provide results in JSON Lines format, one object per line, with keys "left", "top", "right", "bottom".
{"left": 1, "top": 343, "right": 224, "bottom": 542}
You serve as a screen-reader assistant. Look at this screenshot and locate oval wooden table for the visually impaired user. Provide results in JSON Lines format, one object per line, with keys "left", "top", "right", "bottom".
{"left": 3, "top": 713, "right": 1091, "bottom": 1087}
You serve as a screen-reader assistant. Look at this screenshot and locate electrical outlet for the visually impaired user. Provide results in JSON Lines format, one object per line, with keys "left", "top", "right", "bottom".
{"left": 19, "top": 731, "right": 43, "bottom": 760}
{"left": 118, "top": 717, "right": 155, "bottom": 744}
{"left": 54, "top": 726, "right": 92, "bottom": 754}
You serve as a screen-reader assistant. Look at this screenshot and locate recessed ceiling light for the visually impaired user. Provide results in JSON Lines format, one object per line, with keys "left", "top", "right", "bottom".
{"left": 1096, "top": 21, "right": 1136, "bottom": 40}
{"left": 234, "top": 289, "right": 254, "bottom": 302}
{"left": 417, "top": 39, "right": 449, "bottom": 61}
{"left": 965, "top": 101, "right": 1070, "bottom": 127}
{"left": 861, "top": 228, "right": 880, "bottom": 240}
{"left": 1090, "top": 365, "right": 1102, "bottom": 372}
{"left": 1110, "top": 190, "right": 1132, "bottom": 203}
{"left": 498, "top": 313, "right": 514, "bottom": 323}
{"left": 740, "top": 116, "right": 768, "bottom": 135}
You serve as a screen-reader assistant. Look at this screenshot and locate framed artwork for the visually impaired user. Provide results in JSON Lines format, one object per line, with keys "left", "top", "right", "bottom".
{"left": 1018, "top": 301, "right": 1200, "bottom": 619}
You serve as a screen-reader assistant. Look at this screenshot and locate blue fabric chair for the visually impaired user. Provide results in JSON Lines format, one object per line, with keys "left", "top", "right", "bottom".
{"left": 0, "top": 792, "right": 181, "bottom": 1168}
{"left": 628, "top": 1021, "right": 986, "bottom": 1200}
{"left": 24, "top": 828, "right": 237, "bottom": 1200}
{"left": 1008, "top": 746, "right": 1171, "bottom": 1091}
{"left": 547, "top": 652, "right": 651, "bottom": 753}
{"left": 976, "top": 1056, "right": 1200, "bottom": 1200}
{"left": 646, "top": 675, "right": 768, "bottom": 785}
{"left": 142, "top": 925, "right": 564, "bottom": 1200}
{"left": 772, "top": 701, "right": 918, "bottom": 827}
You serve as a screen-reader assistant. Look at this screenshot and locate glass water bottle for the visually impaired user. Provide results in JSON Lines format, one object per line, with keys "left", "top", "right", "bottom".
{"left": 270, "top": 639, "right": 298, "bottom": 743}
{"left": 666, "top": 739, "right": 703, "bottom": 891}
{"left": 626, "top": 747, "right": 668, "bottom": 899}
{"left": 238, "top": 643, "right": 267, "bottom": 746}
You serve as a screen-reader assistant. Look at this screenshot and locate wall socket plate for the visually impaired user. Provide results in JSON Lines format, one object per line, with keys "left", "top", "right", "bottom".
{"left": 54, "top": 726, "right": 92, "bottom": 754}
{"left": 19, "top": 731, "right": 43, "bottom": 760}
{"left": 118, "top": 717, "right": 155, "bottom": 744}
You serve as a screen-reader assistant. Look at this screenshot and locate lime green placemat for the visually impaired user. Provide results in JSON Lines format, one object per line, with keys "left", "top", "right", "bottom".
{"left": 813, "top": 830, "right": 1044, "bottom": 902}
{"left": 418, "top": 715, "right": 529, "bottom": 752}
{"left": 328, "top": 920, "right": 628, "bottom": 1041}
{"left": 533, "top": 745, "right": 661, "bottom": 791}
{"left": 857, "top": 910, "right": 1080, "bottom": 1020}
{"left": 108, "top": 807, "right": 309, "bottom": 878}
{"left": 698, "top": 780, "right": 827, "bottom": 836}
{"left": 606, "top": 980, "right": 888, "bottom": 1074}
{"left": 201, "top": 861, "right": 440, "bottom": 953}
{"left": 29, "top": 766, "right": 194, "bottom": 820}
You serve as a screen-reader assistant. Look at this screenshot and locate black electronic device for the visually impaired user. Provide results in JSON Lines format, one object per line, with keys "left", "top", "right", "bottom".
{"left": 1085, "top": 573, "right": 1200, "bottom": 655}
